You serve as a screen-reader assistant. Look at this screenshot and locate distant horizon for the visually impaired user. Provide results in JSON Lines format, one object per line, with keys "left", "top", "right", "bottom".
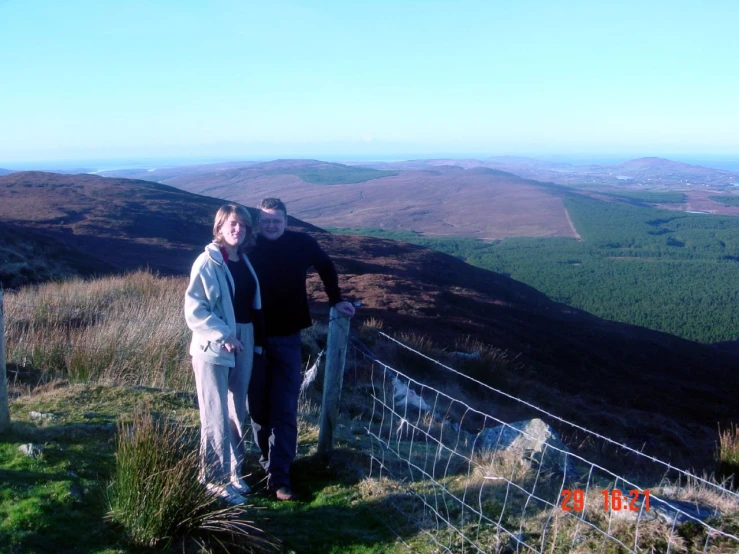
{"left": 2, "top": 152, "right": 739, "bottom": 173}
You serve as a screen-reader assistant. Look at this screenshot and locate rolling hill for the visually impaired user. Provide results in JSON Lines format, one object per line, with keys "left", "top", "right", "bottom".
{"left": 0, "top": 171, "right": 281, "bottom": 276}
{"left": 99, "top": 157, "right": 739, "bottom": 239}
{"left": 102, "top": 159, "right": 579, "bottom": 239}
{"left": 363, "top": 156, "right": 739, "bottom": 188}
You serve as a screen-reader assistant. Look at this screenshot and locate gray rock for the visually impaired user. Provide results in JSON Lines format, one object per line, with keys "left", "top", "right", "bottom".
{"left": 392, "top": 378, "right": 431, "bottom": 412}
{"left": 29, "top": 411, "right": 57, "bottom": 421}
{"left": 651, "top": 496, "right": 718, "bottom": 524}
{"left": 609, "top": 490, "right": 717, "bottom": 525}
{"left": 451, "top": 351, "right": 481, "bottom": 360}
{"left": 474, "top": 418, "right": 574, "bottom": 476}
{"left": 19, "top": 443, "right": 44, "bottom": 458}
{"left": 68, "top": 482, "right": 85, "bottom": 501}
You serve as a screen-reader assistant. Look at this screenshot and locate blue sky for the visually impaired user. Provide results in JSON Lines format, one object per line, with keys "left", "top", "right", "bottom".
{"left": 1, "top": 0, "right": 738, "bottom": 164}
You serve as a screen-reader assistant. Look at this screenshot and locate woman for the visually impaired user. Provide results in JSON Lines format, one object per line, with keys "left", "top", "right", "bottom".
{"left": 184, "top": 204, "right": 263, "bottom": 505}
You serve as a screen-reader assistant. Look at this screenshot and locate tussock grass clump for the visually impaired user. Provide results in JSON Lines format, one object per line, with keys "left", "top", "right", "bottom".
{"left": 362, "top": 316, "right": 384, "bottom": 330}
{"left": 108, "top": 409, "right": 275, "bottom": 552}
{"left": 717, "top": 423, "right": 739, "bottom": 486}
{"left": 5, "top": 270, "right": 192, "bottom": 389}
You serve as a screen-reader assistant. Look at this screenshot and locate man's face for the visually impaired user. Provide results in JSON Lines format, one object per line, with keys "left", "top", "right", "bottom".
{"left": 258, "top": 208, "right": 287, "bottom": 241}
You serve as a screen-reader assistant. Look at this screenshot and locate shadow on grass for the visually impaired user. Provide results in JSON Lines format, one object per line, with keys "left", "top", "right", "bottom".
{"left": 0, "top": 425, "right": 124, "bottom": 554}
{"left": 242, "top": 449, "right": 422, "bottom": 554}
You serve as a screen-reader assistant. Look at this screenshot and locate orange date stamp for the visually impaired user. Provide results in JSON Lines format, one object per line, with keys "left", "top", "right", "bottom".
{"left": 561, "top": 489, "right": 650, "bottom": 512}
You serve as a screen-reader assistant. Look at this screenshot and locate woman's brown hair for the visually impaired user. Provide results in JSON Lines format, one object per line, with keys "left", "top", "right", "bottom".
{"left": 212, "top": 204, "right": 254, "bottom": 253}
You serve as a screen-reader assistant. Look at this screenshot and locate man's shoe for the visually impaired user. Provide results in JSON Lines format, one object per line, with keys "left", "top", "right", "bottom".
{"left": 231, "top": 476, "right": 252, "bottom": 495}
{"left": 206, "top": 482, "right": 247, "bottom": 506}
{"left": 274, "top": 486, "right": 298, "bottom": 501}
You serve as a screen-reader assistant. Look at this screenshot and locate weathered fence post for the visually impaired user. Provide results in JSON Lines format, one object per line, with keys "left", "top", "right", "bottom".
{"left": 0, "top": 291, "right": 10, "bottom": 432}
{"left": 318, "top": 306, "right": 350, "bottom": 456}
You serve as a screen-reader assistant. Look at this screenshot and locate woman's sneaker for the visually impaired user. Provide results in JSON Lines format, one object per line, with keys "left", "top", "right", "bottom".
{"left": 230, "top": 476, "right": 252, "bottom": 495}
{"left": 205, "top": 482, "right": 246, "bottom": 506}
{"left": 274, "top": 486, "right": 298, "bottom": 501}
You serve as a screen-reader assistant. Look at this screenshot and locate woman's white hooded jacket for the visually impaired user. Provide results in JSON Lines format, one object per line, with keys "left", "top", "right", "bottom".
{"left": 184, "top": 243, "right": 262, "bottom": 367}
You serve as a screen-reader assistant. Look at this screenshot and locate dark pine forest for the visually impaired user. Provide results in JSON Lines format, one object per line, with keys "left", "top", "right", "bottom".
{"left": 333, "top": 195, "right": 739, "bottom": 343}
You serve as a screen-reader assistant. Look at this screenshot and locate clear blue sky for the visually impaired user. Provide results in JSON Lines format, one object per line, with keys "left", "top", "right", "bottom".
{"left": 1, "top": 0, "right": 738, "bottom": 164}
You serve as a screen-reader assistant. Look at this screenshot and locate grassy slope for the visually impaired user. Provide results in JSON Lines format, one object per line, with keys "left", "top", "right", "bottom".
{"left": 1, "top": 384, "right": 411, "bottom": 554}
{"left": 0, "top": 273, "right": 412, "bottom": 553}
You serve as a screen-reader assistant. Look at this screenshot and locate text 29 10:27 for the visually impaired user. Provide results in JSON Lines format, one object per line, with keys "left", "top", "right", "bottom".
{"left": 561, "top": 489, "right": 650, "bottom": 511}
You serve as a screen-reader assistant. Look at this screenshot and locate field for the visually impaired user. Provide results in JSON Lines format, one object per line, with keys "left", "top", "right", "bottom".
{"left": 3, "top": 272, "right": 737, "bottom": 553}
{"left": 331, "top": 195, "right": 739, "bottom": 343}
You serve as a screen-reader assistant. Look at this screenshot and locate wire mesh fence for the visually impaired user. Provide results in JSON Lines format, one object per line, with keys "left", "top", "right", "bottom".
{"left": 347, "top": 331, "right": 739, "bottom": 554}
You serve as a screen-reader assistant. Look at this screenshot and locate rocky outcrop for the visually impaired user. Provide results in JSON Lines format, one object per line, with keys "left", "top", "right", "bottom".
{"left": 474, "top": 418, "right": 574, "bottom": 477}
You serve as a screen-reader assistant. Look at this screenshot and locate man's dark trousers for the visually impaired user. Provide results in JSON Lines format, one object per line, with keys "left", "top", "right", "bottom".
{"left": 248, "top": 333, "right": 302, "bottom": 489}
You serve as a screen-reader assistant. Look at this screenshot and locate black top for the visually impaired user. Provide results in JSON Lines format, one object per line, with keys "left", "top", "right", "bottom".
{"left": 226, "top": 258, "right": 257, "bottom": 324}
{"left": 250, "top": 230, "right": 343, "bottom": 337}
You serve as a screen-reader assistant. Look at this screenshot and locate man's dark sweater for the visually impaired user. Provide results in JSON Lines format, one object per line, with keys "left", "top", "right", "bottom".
{"left": 250, "top": 230, "right": 343, "bottom": 337}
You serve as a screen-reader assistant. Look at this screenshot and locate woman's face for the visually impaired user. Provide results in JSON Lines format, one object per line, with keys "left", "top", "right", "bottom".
{"left": 220, "top": 215, "right": 248, "bottom": 248}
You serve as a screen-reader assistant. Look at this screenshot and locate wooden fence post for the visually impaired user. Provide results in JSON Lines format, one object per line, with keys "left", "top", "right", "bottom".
{"left": 318, "top": 306, "right": 350, "bottom": 456}
{"left": 0, "top": 291, "right": 10, "bottom": 433}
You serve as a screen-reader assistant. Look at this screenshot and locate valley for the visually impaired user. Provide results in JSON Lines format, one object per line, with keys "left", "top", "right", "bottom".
{"left": 94, "top": 156, "right": 739, "bottom": 343}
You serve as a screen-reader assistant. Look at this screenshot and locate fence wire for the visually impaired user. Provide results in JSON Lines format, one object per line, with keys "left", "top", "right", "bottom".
{"left": 346, "top": 331, "right": 739, "bottom": 554}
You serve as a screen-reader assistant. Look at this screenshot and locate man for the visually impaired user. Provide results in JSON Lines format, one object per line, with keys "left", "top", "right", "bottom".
{"left": 248, "top": 197, "right": 355, "bottom": 501}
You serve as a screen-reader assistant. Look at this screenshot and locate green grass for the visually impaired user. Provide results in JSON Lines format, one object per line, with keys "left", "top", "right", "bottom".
{"left": 252, "top": 455, "right": 401, "bottom": 553}
{"left": 0, "top": 404, "right": 122, "bottom": 553}
{"left": 2, "top": 385, "right": 202, "bottom": 553}
{"left": 0, "top": 384, "right": 415, "bottom": 553}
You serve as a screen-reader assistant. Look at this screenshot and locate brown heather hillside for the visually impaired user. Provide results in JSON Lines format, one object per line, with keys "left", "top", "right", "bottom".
{"left": 102, "top": 159, "right": 579, "bottom": 239}
{"left": 0, "top": 220, "right": 115, "bottom": 287}
{"left": 2, "top": 171, "right": 738, "bottom": 465}
{"left": 0, "top": 171, "right": 316, "bottom": 277}
{"left": 315, "top": 234, "right": 739, "bottom": 431}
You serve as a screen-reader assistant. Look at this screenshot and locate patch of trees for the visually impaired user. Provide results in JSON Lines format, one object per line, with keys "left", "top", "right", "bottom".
{"left": 292, "top": 166, "right": 398, "bottom": 185}
{"left": 600, "top": 190, "right": 686, "bottom": 203}
{"left": 709, "top": 195, "right": 739, "bottom": 207}
{"left": 331, "top": 196, "right": 739, "bottom": 343}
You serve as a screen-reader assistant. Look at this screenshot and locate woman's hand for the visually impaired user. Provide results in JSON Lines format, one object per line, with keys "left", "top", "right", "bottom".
{"left": 222, "top": 336, "right": 244, "bottom": 353}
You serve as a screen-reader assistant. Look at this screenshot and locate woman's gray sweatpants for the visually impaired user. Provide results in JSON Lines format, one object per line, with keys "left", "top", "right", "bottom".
{"left": 192, "top": 322, "right": 254, "bottom": 485}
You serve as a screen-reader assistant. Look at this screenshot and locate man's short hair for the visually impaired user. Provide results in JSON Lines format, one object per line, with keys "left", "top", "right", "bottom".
{"left": 257, "top": 197, "right": 287, "bottom": 217}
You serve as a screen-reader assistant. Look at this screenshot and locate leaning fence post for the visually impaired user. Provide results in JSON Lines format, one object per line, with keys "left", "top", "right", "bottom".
{"left": 318, "top": 306, "right": 350, "bottom": 456}
{"left": 0, "top": 291, "right": 10, "bottom": 432}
